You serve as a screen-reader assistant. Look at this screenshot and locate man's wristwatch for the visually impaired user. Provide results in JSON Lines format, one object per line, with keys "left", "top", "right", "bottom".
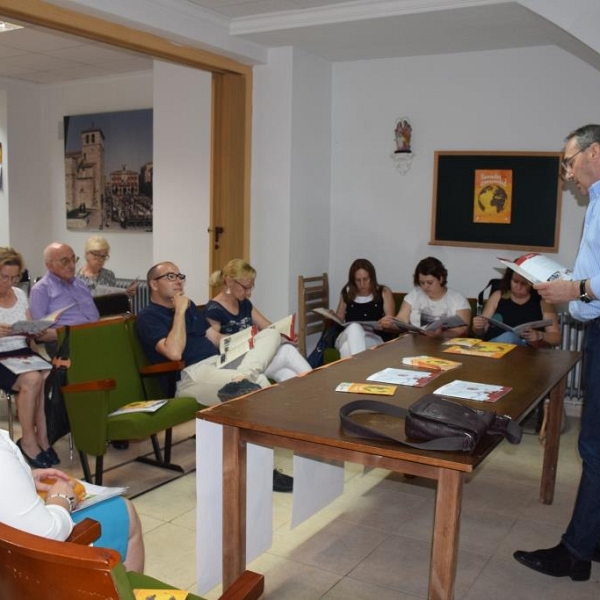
{"left": 579, "top": 279, "right": 593, "bottom": 303}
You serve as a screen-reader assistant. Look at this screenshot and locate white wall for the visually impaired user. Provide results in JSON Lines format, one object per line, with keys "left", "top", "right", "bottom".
{"left": 153, "top": 61, "right": 212, "bottom": 302}
{"left": 0, "top": 89, "right": 7, "bottom": 245}
{"left": 0, "top": 78, "right": 44, "bottom": 272}
{"left": 328, "top": 45, "right": 598, "bottom": 301}
{"left": 251, "top": 47, "right": 332, "bottom": 320}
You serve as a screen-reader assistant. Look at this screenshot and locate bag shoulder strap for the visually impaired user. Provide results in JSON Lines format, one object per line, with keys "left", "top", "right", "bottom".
{"left": 339, "top": 399, "right": 472, "bottom": 452}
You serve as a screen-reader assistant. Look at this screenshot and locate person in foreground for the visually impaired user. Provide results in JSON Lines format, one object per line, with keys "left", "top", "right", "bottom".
{"left": 0, "top": 247, "right": 56, "bottom": 468}
{"left": 0, "top": 428, "right": 144, "bottom": 571}
{"left": 205, "top": 259, "right": 311, "bottom": 381}
{"left": 472, "top": 268, "right": 561, "bottom": 346}
{"left": 76, "top": 235, "right": 138, "bottom": 297}
{"left": 513, "top": 124, "right": 600, "bottom": 581}
{"left": 30, "top": 242, "right": 99, "bottom": 346}
{"left": 136, "top": 262, "right": 292, "bottom": 492}
{"left": 380, "top": 256, "right": 471, "bottom": 338}
{"left": 333, "top": 258, "right": 397, "bottom": 357}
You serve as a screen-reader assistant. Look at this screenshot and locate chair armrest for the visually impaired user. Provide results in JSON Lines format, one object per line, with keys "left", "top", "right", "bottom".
{"left": 219, "top": 571, "right": 264, "bottom": 600}
{"left": 139, "top": 361, "right": 185, "bottom": 376}
{"left": 66, "top": 518, "right": 101, "bottom": 545}
{"left": 62, "top": 380, "right": 116, "bottom": 394}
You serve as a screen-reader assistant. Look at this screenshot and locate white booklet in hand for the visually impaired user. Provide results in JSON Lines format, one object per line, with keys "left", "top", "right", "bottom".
{"left": 482, "top": 316, "right": 552, "bottom": 335}
{"left": 0, "top": 354, "right": 52, "bottom": 374}
{"left": 498, "top": 253, "right": 572, "bottom": 284}
{"left": 311, "top": 307, "right": 379, "bottom": 330}
{"left": 391, "top": 314, "right": 466, "bottom": 334}
{"left": 10, "top": 303, "right": 76, "bottom": 336}
{"left": 75, "top": 481, "right": 127, "bottom": 512}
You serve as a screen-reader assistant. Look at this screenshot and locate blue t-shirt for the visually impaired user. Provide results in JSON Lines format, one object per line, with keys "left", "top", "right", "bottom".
{"left": 136, "top": 301, "right": 218, "bottom": 366}
{"left": 204, "top": 298, "right": 253, "bottom": 334}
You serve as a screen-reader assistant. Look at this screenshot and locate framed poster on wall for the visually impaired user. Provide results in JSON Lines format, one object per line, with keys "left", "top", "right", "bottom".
{"left": 430, "top": 151, "right": 563, "bottom": 251}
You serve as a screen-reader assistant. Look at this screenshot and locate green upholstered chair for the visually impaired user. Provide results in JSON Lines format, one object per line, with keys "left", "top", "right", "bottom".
{"left": 60, "top": 317, "right": 200, "bottom": 484}
{"left": 0, "top": 518, "right": 264, "bottom": 600}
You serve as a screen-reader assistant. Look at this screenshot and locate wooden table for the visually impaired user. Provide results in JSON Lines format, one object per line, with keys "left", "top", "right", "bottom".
{"left": 197, "top": 335, "right": 580, "bottom": 600}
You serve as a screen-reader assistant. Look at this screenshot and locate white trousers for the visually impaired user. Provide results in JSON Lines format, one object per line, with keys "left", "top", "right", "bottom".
{"left": 264, "top": 343, "right": 312, "bottom": 382}
{"left": 176, "top": 328, "right": 280, "bottom": 406}
{"left": 334, "top": 322, "right": 383, "bottom": 358}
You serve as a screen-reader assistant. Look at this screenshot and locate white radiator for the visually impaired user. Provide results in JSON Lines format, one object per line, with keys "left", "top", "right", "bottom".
{"left": 559, "top": 311, "right": 586, "bottom": 403}
{"left": 114, "top": 277, "right": 150, "bottom": 315}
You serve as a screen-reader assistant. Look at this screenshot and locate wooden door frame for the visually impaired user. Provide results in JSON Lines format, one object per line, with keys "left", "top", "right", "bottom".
{"left": 0, "top": 0, "right": 252, "bottom": 260}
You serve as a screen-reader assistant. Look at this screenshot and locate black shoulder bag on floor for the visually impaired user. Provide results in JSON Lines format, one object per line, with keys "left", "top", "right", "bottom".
{"left": 44, "top": 326, "right": 71, "bottom": 445}
{"left": 340, "top": 394, "right": 522, "bottom": 453}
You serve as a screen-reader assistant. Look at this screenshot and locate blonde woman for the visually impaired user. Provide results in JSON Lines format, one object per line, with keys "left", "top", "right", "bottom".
{"left": 205, "top": 259, "right": 311, "bottom": 382}
{"left": 77, "top": 235, "right": 137, "bottom": 297}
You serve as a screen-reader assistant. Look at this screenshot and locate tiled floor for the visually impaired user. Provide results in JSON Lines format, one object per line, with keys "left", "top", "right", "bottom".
{"left": 2, "top": 402, "right": 599, "bottom": 599}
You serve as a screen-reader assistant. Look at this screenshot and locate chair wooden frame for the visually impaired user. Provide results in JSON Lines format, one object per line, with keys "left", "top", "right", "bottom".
{"left": 0, "top": 518, "right": 264, "bottom": 599}
{"left": 297, "top": 273, "right": 329, "bottom": 356}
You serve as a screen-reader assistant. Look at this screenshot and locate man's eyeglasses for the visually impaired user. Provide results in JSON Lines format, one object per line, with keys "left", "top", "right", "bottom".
{"left": 89, "top": 251, "right": 109, "bottom": 260}
{"left": 234, "top": 280, "right": 255, "bottom": 291}
{"left": 561, "top": 145, "right": 589, "bottom": 175}
{"left": 0, "top": 273, "right": 22, "bottom": 284}
{"left": 53, "top": 255, "right": 79, "bottom": 267}
{"left": 154, "top": 272, "right": 186, "bottom": 282}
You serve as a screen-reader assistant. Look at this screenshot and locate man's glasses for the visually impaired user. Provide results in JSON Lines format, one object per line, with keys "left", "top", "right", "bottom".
{"left": 0, "top": 273, "right": 22, "bottom": 284}
{"left": 561, "top": 145, "right": 589, "bottom": 175}
{"left": 53, "top": 255, "right": 79, "bottom": 267}
{"left": 154, "top": 272, "right": 186, "bottom": 282}
{"left": 89, "top": 251, "right": 109, "bottom": 260}
{"left": 234, "top": 279, "right": 255, "bottom": 291}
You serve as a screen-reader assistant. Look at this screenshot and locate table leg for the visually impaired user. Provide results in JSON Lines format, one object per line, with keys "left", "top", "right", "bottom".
{"left": 430, "top": 468, "right": 463, "bottom": 600}
{"left": 222, "top": 425, "right": 247, "bottom": 589}
{"left": 540, "top": 376, "right": 566, "bottom": 504}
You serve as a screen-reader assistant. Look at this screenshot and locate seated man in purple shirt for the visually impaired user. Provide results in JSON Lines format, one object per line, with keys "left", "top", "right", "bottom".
{"left": 30, "top": 242, "right": 99, "bottom": 346}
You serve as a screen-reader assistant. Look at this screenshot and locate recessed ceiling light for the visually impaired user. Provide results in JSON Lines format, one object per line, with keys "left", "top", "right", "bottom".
{"left": 0, "top": 21, "right": 23, "bottom": 33}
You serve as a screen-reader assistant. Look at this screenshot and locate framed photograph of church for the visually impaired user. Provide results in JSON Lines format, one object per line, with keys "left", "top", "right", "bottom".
{"left": 63, "top": 108, "right": 153, "bottom": 232}
{"left": 430, "top": 151, "right": 563, "bottom": 251}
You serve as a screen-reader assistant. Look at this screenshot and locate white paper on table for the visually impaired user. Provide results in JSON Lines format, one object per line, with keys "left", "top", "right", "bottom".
{"left": 195, "top": 419, "right": 273, "bottom": 595}
{"left": 291, "top": 455, "right": 344, "bottom": 528}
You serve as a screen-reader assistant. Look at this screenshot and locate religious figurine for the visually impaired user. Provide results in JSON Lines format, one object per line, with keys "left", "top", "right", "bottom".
{"left": 394, "top": 119, "right": 412, "bottom": 153}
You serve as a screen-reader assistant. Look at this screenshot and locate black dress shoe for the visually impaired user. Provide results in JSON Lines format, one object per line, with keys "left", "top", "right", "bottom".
{"left": 42, "top": 446, "right": 60, "bottom": 466}
{"left": 513, "top": 543, "right": 591, "bottom": 581}
{"left": 16, "top": 439, "right": 51, "bottom": 469}
{"left": 272, "top": 469, "right": 293, "bottom": 493}
{"left": 593, "top": 543, "right": 600, "bottom": 563}
{"left": 218, "top": 379, "right": 261, "bottom": 402}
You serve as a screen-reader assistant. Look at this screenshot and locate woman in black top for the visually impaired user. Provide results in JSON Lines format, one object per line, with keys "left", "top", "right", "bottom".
{"left": 472, "top": 268, "right": 561, "bottom": 346}
{"left": 333, "top": 258, "right": 396, "bottom": 357}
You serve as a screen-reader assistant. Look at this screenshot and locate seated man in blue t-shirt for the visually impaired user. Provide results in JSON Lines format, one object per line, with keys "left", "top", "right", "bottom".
{"left": 136, "top": 261, "right": 293, "bottom": 492}
{"left": 136, "top": 261, "right": 281, "bottom": 407}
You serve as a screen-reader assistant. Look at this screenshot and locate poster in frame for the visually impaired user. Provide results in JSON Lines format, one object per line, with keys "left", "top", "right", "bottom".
{"left": 430, "top": 151, "right": 563, "bottom": 251}
{"left": 64, "top": 108, "right": 153, "bottom": 232}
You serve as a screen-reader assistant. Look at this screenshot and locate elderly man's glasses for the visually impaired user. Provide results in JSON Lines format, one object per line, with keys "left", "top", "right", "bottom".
{"left": 234, "top": 280, "right": 255, "bottom": 291}
{"left": 53, "top": 255, "right": 79, "bottom": 267}
{"left": 89, "top": 251, "right": 109, "bottom": 260}
{"left": 154, "top": 272, "right": 186, "bottom": 282}
{"left": 561, "top": 145, "right": 589, "bottom": 175}
{"left": 0, "top": 273, "right": 22, "bottom": 284}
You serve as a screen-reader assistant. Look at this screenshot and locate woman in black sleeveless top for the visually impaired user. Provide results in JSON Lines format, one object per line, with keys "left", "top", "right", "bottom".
{"left": 333, "top": 258, "right": 396, "bottom": 357}
{"left": 472, "top": 268, "right": 561, "bottom": 346}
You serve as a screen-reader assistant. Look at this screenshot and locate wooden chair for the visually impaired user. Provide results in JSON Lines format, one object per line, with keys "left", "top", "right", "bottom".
{"left": 59, "top": 317, "right": 199, "bottom": 484}
{"left": 0, "top": 518, "right": 264, "bottom": 600}
{"left": 297, "top": 273, "right": 329, "bottom": 356}
{"left": 0, "top": 388, "right": 16, "bottom": 440}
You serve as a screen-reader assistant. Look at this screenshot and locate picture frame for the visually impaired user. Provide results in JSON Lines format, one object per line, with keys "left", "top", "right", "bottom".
{"left": 430, "top": 151, "right": 563, "bottom": 251}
